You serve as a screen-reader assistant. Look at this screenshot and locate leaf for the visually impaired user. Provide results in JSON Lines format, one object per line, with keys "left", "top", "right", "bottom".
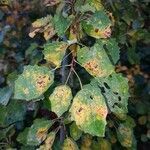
{"left": 97, "top": 38, "right": 120, "bottom": 64}
{"left": 86, "top": 0, "right": 104, "bottom": 11}
{"left": 77, "top": 43, "right": 114, "bottom": 78}
{"left": 93, "top": 73, "right": 129, "bottom": 119}
{"left": 43, "top": 41, "right": 68, "bottom": 67}
{"left": 29, "top": 15, "right": 55, "bottom": 40}
{"left": 0, "top": 86, "right": 12, "bottom": 106}
{"left": 14, "top": 65, "right": 54, "bottom": 101}
{"left": 117, "top": 124, "right": 134, "bottom": 148}
{"left": 49, "top": 85, "right": 72, "bottom": 117}
{"left": 43, "top": 0, "right": 61, "bottom": 7}
{"left": 27, "top": 118, "right": 53, "bottom": 146}
{"left": 17, "top": 128, "right": 30, "bottom": 145}
{"left": 0, "top": 100, "right": 27, "bottom": 127}
{"left": 39, "top": 132, "right": 56, "bottom": 150}
{"left": 63, "top": 138, "right": 79, "bottom": 150}
{"left": 70, "top": 122, "right": 82, "bottom": 141}
{"left": 91, "top": 138, "right": 112, "bottom": 150}
{"left": 81, "top": 11, "right": 112, "bottom": 39}
{"left": 53, "top": 14, "right": 73, "bottom": 36}
{"left": 70, "top": 84, "right": 108, "bottom": 137}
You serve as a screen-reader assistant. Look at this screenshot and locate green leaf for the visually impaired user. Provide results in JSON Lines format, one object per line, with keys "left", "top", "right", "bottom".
{"left": 27, "top": 118, "right": 53, "bottom": 146}
{"left": 93, "top": 73, "right": 129, "bottom": 119}
{"left": 70, "top": 84, "right": 108, "bottom": 137}
{"left": 14, "top": 65, "right": 54, "bottom": 101}
{"left": 0, "top": 86, "right": 12, "bottom": 106}
{"left": 77, "top": 43, "right": 114, "bottom": 78}
{"left": 86, "top": 0, "right": 104, "bottom": 11}
{"left": 82, "top": 11, "right": 112, "bottom": 39}
{"left": 17, "top": 128, "right": 30, "bottom": 145}
{"left": 63, "top": 138, "right": 79, "bottom": 150}
{"left": 0, "top": 100, "right": 27, "bottom": 127}
{"left": 43, "top": 41, "right": 68, "bottom": 67}
{"left": 49, "top": 85, "right": 72, "bottom": 117}
{"left": 70, "top": 122, "right": 82, "bottom": 141}
{"left": 54, "top": 14, "right": 73, "bottom": 36}
{"left": 97, "top": 38, "right": 120, "bottom": 64}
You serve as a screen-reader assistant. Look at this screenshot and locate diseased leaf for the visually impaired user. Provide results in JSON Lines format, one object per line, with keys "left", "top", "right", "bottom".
{"left": 77, "top": 43, "right": 114, "bottom": 78}
{"left": 39, "top": 132, "right": 56, "bottom": 150}
{"left": 0, "top": 86, "right": 12, "bottom": 106}
{"left": 70, "top": 122, "right": 82, "bottom": 141}
{"left": 91, "top": 138, "right": 112, "bottom": 150}
{"left": 29, "top": 15, "right": 55, "bottom": 40}
{"left": 82, "top": 11, "right": 112, "bottom": 39}
{"left": 93, "top": 73, "right": 129, "bottom": 119}
{"left": 63, "top": 138, "right": 79, "bottom": 150}
{"left": 27, "top": 119, "right": 53, "bottom": 146}
{"left": 117, "top": 124, "right": 134, "bottom": 148}
{"left": 49, "top": 85, "right": 72, "bottom": 117}
{"left": 54, "top": 14, "right": 73, "bottom": 36}
{"left": 43, "top": 41, "right": 68, "bottom": 67}
{"left": 70, "top": 84, "right": 108, "bottom": 137}
{"left": 14, "top": 65, "right": 54, "bottom": 101}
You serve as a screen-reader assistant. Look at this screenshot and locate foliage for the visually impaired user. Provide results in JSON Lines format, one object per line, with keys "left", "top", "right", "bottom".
{"left": 0, "top": 0, "right": 149, "bottom": 149}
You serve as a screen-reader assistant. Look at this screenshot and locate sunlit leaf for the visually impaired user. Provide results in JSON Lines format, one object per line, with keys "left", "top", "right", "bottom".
{"left": 70, "top": 84, "right": 108, "bottom": 137}
{"left": 27, "top": 118, "right": 53, "bottom": 146}
{"left": 14, "top": 65, "right": 54, "bottom": 101}
{"left": 82, "top": 11, "right": 112, "bottom": 39}
{"left": 77, "top": 43, "right": 114, "bottom": 78}
{"left": 63, "top": 138, "right": 79, "bottom": 150}
{"left": 70, "top": 122, "right": 82, "bottom": 141}
{"left": 0, "top": 86, "right": 12, "bottom": 106}
{"left": 43, "top": 41, "right": 68, "bottom": 67}
{"left": 49, "top": 85, "right": 72, "bottom": 117}
{"left": 93, "top": 73, "right": 129, "bottom": 119}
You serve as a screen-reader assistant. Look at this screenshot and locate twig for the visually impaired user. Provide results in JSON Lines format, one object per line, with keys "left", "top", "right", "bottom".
{"left": 65, "top": 68, "right": 72, "bottom": 85}
{"left": 72, "top": 68, "right": 83, "bottom": 89}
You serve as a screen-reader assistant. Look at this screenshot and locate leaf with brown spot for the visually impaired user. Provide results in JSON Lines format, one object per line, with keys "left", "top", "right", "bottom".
{"left": 49, "top": 85, "right": 72, "bottom": 117}
{"left": 63, "top": 138, "right": 79, "bottom": 150}
{"left": 77, "top": 43, "right": 114, "bottom": 78}
{"left": 69, "top": 84, "right": 108, "bottom": 137}
{"left": 14, "top": 65, "right": 54, "bottom": 101}
{"left": 27, "top": 118, "right": 53, "bottom": 146}
{"left": 43, "top": 41, "right": 68, "bottom": 67}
